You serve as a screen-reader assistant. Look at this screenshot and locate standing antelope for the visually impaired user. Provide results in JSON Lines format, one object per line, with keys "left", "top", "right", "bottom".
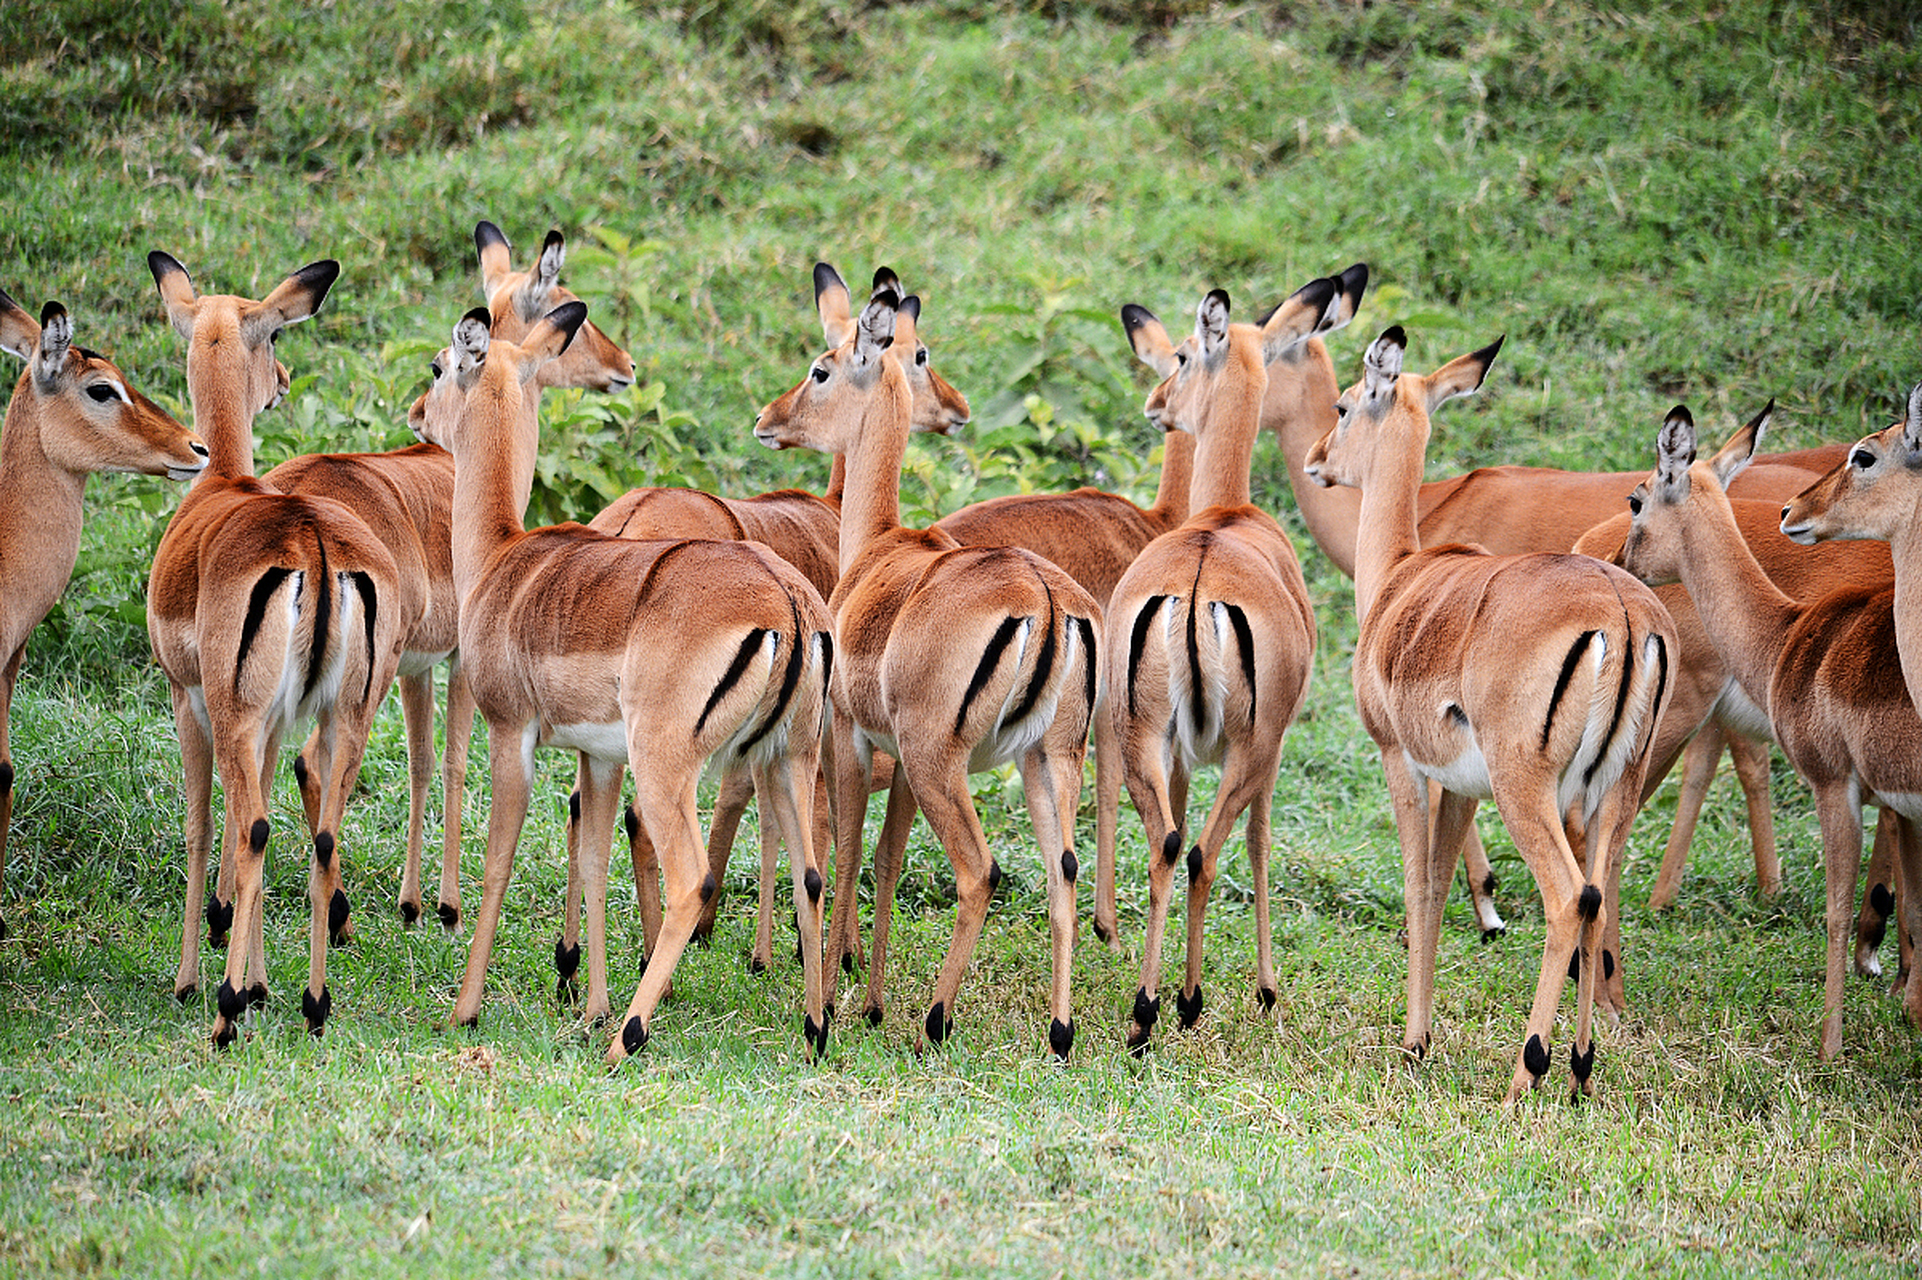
{"left": 262, "top": 220, "right": 635, "bottom": 936}
{"left": 410, "top": 304, "right": 833, "bottom": 1063}
{"left": 571, "top": 263, "right": 961, "bottom": 981}
{"left": 1268, "top": 301, "right": 1846, "bottom": 921}
{"left": 1622, "top": 404, "right": 1922, "bottom": 1056}
{"left": 1304, "top": 327, "right": 1676, "bottom": 1101}
{"left": 755, "top": 287, "right": 1101, "bottom": 1056}
{"left": 146, "top": 252, "right": 406, "bottom": 1046}
{"left": 1106, "top": 281, "right": 1322, "bottom": 1050}
{"left": 0, "top": 288, "right": 208, "bottom": 938}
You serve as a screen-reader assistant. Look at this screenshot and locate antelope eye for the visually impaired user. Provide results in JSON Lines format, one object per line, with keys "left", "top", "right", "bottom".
{"left": 270, "top": 327, "right": 283, "bottom": 345}
{"left": 430, "top": 360, "right": 443, "bottom": 380}
{"left": 914, "top": 347, "right": 928, "bottom": 366}
{"left": 1851, "top": 447, "right": 1875, "bottom": 469}
{"left": 810, "top": 364, "right": 830, "bottom": 384}
{"left": 85, "top": 384, "right": 117, "bottom": 404}
{"left": 1627, "top": 493, "right": 1644, "bottom": 516}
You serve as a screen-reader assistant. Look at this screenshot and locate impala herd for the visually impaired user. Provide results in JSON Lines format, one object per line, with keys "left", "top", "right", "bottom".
{"left": 1, "top": 226, "right": 1917, "bottom": 1102}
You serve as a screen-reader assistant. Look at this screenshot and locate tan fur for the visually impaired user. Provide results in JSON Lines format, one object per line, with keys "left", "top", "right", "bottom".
{"left": 410, "top": 304, "right": 832, "bottom": 1062}
{"left": 754, "top": 287, "right": 1101, "bottom": 1054}
{"left": 1305, "top": 327, "right": 1677, "bottom": 1102}
{"left": 1104, "top": 281, "right": 1323, "bottom": 1047}
{"left": 145, "top": 252, "right": 406, "bottom": 1046}
{"left": 0, "top": 288, "right": 207, "bottom": 935}
{"left": 1624, "top": 404, "right": 1922, "bottom": 1058}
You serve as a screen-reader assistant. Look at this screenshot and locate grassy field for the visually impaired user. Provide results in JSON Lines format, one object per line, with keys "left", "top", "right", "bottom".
{"left": 3, "top": 1, "right": 1921, "bottom": 1275}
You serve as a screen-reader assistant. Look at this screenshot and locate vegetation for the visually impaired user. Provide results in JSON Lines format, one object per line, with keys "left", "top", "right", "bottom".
{"left": 2, "top": 1, "right": 1919, "bottom": 1275}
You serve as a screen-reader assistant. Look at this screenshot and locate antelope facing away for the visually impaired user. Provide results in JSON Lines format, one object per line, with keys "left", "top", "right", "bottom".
{"left": 146, "top": 252, "right": 407, "bottom": 1047}
{"left": 1624, "top": 404, "right": 1922, "bottom": 1057}
{"left": 1268, "top": 297, "right": 1847, "bottom": 924}
{"left": 0, "top": 287, "right": 208, "bottom": 939}
{"left": 569, "top": 262, "right": 962, "bottom": 984}
{"left": 1106, "top": 280, "right": 1323, "bottom": 1051}
{"left": 755, "top": 287, "right": 1101, "bottom": 1056}
{"left": 1305, "top": 327, "right": 1676, "bottom": 1102}
{"left": 411, "top": 304, "right": 834, "bottom": 1064}
{"left": 262, "top": 220, "right": 635, "bottom": 938}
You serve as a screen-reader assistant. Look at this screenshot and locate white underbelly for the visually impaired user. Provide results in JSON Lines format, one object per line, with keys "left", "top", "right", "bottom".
{"left": 545, "top": 719, "right": 629, "bottom": 762}
{"left": 1412, "top": 741, "right": 1493, "bottom": 800}
{"left": 1869, "top": 790, "right": 1922, "bottom": 822}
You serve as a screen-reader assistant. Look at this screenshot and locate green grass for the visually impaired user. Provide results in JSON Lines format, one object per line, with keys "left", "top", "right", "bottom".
{"left": 4, "top": 1, "right": 1922, "bottom": 1275}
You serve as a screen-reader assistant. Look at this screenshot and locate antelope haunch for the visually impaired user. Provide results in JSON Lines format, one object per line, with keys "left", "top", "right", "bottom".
{"left": 1623, "top": 405, "right": 1922, "bottom": 1057}
{"left": 0, "top": 288, "right": 208, "bottom": 938}
{"left": 1106, "top": 281, "right": 1323, "bottom": 1051}
{"left": 411, "top": 305, "right": 833, "bottom": 1063}
{"left": 1305, "top": 327, "right": 1676, "bottom": 1102}
{"left": 262, "top": 221, "right": 637, "bottom": 937}
{"left": 755, "top": 287, "right": 1100, "bottom": 1056}
{"left": 146, "top": 252, "right": 407, "bottom": 1046}
{"left": 571, "top": 263, "right": 961, "bottom": 981}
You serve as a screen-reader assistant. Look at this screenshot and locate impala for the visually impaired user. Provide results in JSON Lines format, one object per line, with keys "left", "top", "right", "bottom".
{"left": 0, "top": 287, "right": 207, "bottom": 938}
{"left": 263, "top": 220, "right": 635, "bottom": 936}
{"left": 755, "top": 287, "right": 1101, "bottom": 1056}
{"left": 1622, "top": 404, "right": 1922, "bottom": 1057}
{"left": 147, "top": 252, "right": 407, "bottom": 1046}
{"left": 411, "top": 304, "right": 833, "bottom": 1063}
{"left": 570, "top": 263, "right": 961, "bottom": 982}
{"left": 1269, "top": 314, "right": 1847, "bottom": 919}
{"left": 1305, "top": 327, "right": 1676, "bottom": 1101}
{"left": 1106, "top": 280, "right": 1323, "bottom": 1050}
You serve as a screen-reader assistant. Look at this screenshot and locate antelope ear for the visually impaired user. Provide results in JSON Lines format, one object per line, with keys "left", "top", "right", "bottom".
{"left": 1256, "top": 274, "right": 1338, "bottom": 365}
{"left": 33, "top": 301, "right": 72, "bottom": 388}
{"left": 1903, "top": 381, "right": 1922, "bottom": 458}
{"left": 148, "top": 250, "right": 200, "bottom": 340}
{"left": 1325, "top": 262, "right": 1369, "bottom": 334}
{"left": 511, "top": 230, "right": 565, "bottom": 320}
{"left": 1707, "top": 400, "right": 1770, "bottom": 489}
{"left": 0, "top": 286, "right": 39, "bottom": 361}
{"left": 475, "top": 220, "right": 514, "bottom": 296}
{"left": 1122, "top": 304, "right": 1175, "bottom": 378}
{"left": 245, "top": 260, "right": 340, "bottom": 346}
{"left": 1360, "top": 325, "right": 1405, "bottom": 404}
{"left": 871, "top": 267, "right": 902, "bottom": 301}
{"left": 893, "top": 296, "right": 922, "bottom": 352}
{"left": 814, "top": 262, "right": 853, "bottom": 347}
{"left": 853, "top": 290, "right": 897, "bottom": 367}
{"left": 1654, "top": 405, "right": 1697, "bottom": 500}
{"left": 522, "top": 300, "right": 588, "bottom": 370}
{"left": 1196, "top": 289, "right": 1231, "bottom": 359}
{"left": 453, "top": 305, "right": 494, "bottom": 378}
{"left": 1424, "top": 334, "right": 1503, "bottom": 414}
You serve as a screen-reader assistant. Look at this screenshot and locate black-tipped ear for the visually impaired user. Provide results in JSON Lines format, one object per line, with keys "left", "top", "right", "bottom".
{"left": 546, "top": 300, "right": 589, "bottom": 352}
{"left": 1338, "top": 262, "right": 1369, "bottom": 300}
{"left": 1380, "top": 324, "right": 1408, "bottom": 350}
{"left": 898, "top": 294, "right": 921, "bottom": 321}
{"left": 476, "top": 220, "right": 509, "bottom": 256}
{"left": 871, "top": 287, "right": 901, "bottom": 311}
{"left": 293, "top": 260, "right": 341, "bottom": 311}
{"left": 148, "top": 250, "right": 190, "bottom": 288}
{"left": 1471, "top": 333, "right": 1505, "bottom": 370}
{"left": 39, "top": 301, "right": 66, "bottom": 328}
{"left": 813, "top": 262, "right": 846, "bottom": 302}
{"left": 463, "top": 305, "right": 494, "bottom": 329}
{"left": 1205, "top": 287, "right": 1231, "bottom": 314}
{"left": 1120, "top": 303, "right": 1158, "bottom": 333}
{"left": 1294, "top": 274, "right": 1338, "bottom": 320}
{"left": 871, "top": 267, "right": 902, "bottom": 299}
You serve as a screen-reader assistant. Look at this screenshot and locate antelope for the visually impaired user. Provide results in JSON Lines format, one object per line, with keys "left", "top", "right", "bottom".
{"left": 570, "top": 263, "right": 961, "bottom": 982}
{"left": 1621, "top": 404, "right": 1922, "bottom": 1057}
{"left": 146, "top": 252, "right": 407, "bottom": 1046}
{"left": 1268, "top": 309, "right": 1848, "bottom": 920}
{"left": 1304, "top": 327, "right": 1676, "bottom": 1101}
{"left": 410, "top": 304, "right": 833, "bottom": 1063}
{"left": 1577, "top": 463, "right": 1902, "bottom": 979}
{"left": 0, "top": 288, "right": 208, "bottom": 938}
{"left": 1106, "top": 280, "right": 1323, "bottom": 1050}
{"left": 261, "top": 220, "right": 636, "bottom": 936}
{"left": 755, "top": 287, "right": 1101, "bottom": 1056}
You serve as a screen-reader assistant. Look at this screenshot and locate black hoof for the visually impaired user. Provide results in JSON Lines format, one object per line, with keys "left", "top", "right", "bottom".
{"left": 804, "top": 1012, "right": 830, "bottom": 1058}
{"left": 924, "top": 1001, "right": 953, "bottom": 1046}
{"left": 1176, "top": 985, "right": 1203, "bottom": 1030}
{"left": 865, "top": 1005, "right": 883, "bottom": 1028}
{"left": 1569, "top": 1039, "right": 1596, "bottom": 1086}
{"left": 1404, "top": 1036, "right": 1429, "bottom": 1063}
{"left": 1048, "top": 1017, "right": 1074, "bottom": 1059}
{"left": 247, "top": 982, "right": 268, "bottom": 1010}
{"left": 302, "top": 984, "right": 332, "bottom": 1033}
{"left": 1523, "top": 1033, "right": 1551, "bottom": 1081}
{"left": 174, "top": 984, "right": 196, "bottom": 1004}
{"left": 1257, "top": 985, "right": 1278, "bottom": 1012}
{"left": 1481, "top": 925, "right": 1506, "bottom": 943}
{"left": 555, "top": 975, "right": 579, "bottom": 1007}
{"left": 216, "top": 979, "right": 246, "bottom": 1021}
{"left": 213, "top": 1019, "right": 237, "bottom": 1049}
{"left": 621, "top": 1015, "right": 648, "bottom": 1056}
{"left": 1093, "top": 918, "right": 1113, "bottom": 946}
{"left": 553, "top": 937, "right": 581, "bottom": 982}
{"left": 206, "top": 896, "right": 233, "bottom": 948}
{"left": 748, "top": 956, "right": 767, "bottom": 976}
{"left": 1131, "top": 986, "right": 1160, "bottom": 1036}
{"left": 400, "top": 900, "right": 422, "bottom": 927}
{"left": 437, "top": 902, "right": 460, "bottom": 931}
